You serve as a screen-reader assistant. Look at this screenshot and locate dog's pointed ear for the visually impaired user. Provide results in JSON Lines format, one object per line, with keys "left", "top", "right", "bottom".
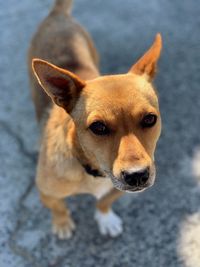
{"left": 32, "top": 59, "right": 86, "bottom": 112}
{"left": 129, "top": 33, "right": 162, "bottom": 80}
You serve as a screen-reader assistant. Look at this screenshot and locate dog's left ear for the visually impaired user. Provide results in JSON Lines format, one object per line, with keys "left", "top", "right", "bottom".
{"left": 129, "top": 33, "right": 162, "bottom": 81}
{"left": 32, "top": 59, "right": 86, "bottom": 113}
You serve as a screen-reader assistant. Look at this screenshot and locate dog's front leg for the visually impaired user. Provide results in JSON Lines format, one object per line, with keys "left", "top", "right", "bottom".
{"left": 95, "top": 189, "right": 124, "bottom": 237}
{"left": 40, "top": 192, "right": 75, "bottom": 239}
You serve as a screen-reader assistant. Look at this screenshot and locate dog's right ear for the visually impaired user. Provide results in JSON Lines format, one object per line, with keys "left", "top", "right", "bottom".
{"left": 32, "top": 59, "right": 86, "bottom": 113}
{"left": 129, "top": 34, "right": 162, "bottom": 81}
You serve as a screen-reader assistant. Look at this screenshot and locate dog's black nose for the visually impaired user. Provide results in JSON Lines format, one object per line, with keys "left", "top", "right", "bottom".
{"left": 122, "top": 168, "right": 149, "bottom": 187}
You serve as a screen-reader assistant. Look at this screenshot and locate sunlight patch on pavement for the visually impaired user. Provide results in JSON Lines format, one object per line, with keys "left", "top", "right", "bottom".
{"left": 178, "top": 212, "right": 200, "bottom": 267}
{"left": 177, "top": 148, "right": 200, "bottom": 267}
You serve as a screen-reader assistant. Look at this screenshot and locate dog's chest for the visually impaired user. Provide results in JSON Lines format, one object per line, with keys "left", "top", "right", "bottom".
{"left": 53, "top": 154, "right": 113, "bottom": 198}
{"left": 80, "top": 176, "right": 114, "bottom": 199}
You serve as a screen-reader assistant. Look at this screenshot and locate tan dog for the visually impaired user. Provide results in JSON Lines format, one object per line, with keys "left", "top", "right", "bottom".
{"left": 28, "top": 0, "right": 162, "bottom": 239}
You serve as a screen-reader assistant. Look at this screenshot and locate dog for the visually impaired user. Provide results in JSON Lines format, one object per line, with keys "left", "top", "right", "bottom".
{"left": 28, "top": 0, "right": 162, "bottom": 239}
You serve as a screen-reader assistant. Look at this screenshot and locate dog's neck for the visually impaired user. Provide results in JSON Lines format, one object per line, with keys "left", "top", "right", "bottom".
{"left": 44, "top": 106, "right": 104, "bottom": 178}
{"left": 72, "top": 132, "right": 104, "bottom": 178}
{"left": 82, "top": 164, "right": 104, "bottom": 177}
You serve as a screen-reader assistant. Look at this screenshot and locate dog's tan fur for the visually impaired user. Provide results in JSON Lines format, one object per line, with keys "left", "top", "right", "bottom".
{"left": 28, "top": 0, "right": 162, "bottom": 238}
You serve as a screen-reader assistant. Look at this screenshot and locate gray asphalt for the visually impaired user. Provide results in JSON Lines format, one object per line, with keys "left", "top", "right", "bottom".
{"left": 1, "top": 0, "right": 200, "bottom": 266}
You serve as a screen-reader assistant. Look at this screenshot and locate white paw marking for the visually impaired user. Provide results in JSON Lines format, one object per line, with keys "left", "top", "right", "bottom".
{"left": 52, "top": 218, "right": 76, "bottom": 240}
{"left": 94, "top": 209, "right": 123, "bottom": 237}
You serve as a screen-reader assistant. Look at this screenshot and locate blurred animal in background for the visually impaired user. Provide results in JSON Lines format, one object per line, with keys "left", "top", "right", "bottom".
{"left": 28, "top": 0, "right": 162, "bottom": 239}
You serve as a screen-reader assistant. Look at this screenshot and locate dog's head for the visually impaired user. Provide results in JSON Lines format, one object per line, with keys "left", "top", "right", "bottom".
{"left": 32, "top": 34, "right": 162, "bottom": 193}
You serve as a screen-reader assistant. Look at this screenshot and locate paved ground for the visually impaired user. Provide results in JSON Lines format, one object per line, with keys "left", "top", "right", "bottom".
{"left": 1, "top": 0, "right": 200, "bottom": 266}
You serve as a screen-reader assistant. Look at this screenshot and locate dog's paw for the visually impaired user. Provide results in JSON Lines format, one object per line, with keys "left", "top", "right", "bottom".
{"left": 52, "top": 217, "right": 76, "bottom": 240}
{"left": 94, "top": 209, "right": 123, "bottom": 237}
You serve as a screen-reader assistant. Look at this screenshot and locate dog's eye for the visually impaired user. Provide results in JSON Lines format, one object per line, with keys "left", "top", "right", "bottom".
{"left": 141, "top": 113, "right": 157, "bottom": 128}
{"left": 89, "top": 121, "right": 110, "bottom": 136}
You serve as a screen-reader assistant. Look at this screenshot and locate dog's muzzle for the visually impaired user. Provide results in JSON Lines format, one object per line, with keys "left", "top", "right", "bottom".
{"left": 109, "top": 167, "right": 155, "bottom": 193}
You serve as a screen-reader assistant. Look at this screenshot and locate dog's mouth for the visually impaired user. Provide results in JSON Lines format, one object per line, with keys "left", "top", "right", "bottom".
{"left": 111, "top": 176, "right": 151, "bottom": 193}
{"left": 104, "top": 171, "right": 155, "bottom": 193}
